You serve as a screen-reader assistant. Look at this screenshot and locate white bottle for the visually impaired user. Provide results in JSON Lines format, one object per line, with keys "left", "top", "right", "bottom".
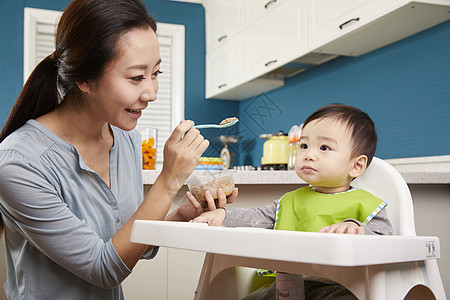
{"left": 288, "top": 124, "right": 303, "bottom": 170}
{"left": 288, "top": 125, "right": 299, "bottom": 170}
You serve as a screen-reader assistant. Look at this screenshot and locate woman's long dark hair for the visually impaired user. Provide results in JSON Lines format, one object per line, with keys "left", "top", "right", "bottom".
{"left": 0, "top": 0, "right": 157, "bottom": 233}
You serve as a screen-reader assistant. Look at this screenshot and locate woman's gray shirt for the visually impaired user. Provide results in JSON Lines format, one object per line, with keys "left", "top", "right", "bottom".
{"left": 0, "top": 120, "right": 156, "bottom": 299}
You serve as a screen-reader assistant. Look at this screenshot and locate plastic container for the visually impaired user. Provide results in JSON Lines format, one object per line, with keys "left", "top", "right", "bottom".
{"left": 187, "top": 171, "right": 235, "bottom": 202}
{"left": 141, "top": 128, "right": 157, "bottom": 170}
{"left": 195, "top": 157, "right": 223, "bottom": 170}
{"left": 288, "top": 124, "right": 302, "bottom": 170}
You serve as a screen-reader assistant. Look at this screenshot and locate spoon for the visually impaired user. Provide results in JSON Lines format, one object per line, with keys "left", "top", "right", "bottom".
{"left": 193, "top": 117, "right": 239, "bottom": 129}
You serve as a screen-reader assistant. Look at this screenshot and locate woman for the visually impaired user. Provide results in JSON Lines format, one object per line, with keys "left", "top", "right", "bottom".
{"left": 0, "top": 0, "right": 236, "bottom": 298}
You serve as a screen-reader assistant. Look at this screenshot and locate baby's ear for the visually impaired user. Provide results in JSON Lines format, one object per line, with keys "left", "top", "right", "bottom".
{"left": 349, "top": 155, "right": 368, "bottom": 178}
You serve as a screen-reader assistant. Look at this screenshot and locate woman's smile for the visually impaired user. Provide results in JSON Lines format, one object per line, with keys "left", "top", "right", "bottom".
{"left": 125, "top": 108, "right": 143, "bottom": 119}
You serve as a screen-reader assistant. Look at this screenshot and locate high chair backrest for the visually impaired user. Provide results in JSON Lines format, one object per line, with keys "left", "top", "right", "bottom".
{"left": 352, "top": 157, "right": 416, "bottom": 236}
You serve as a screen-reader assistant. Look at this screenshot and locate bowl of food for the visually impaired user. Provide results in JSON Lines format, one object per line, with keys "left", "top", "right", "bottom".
{"left": 187, "top": 171, "right": 235, "bottom": 202}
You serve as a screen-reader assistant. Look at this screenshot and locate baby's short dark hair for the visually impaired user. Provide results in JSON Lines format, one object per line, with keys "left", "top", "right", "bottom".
{"left": 303, "top": 104, "right": 377, "bottom": 166}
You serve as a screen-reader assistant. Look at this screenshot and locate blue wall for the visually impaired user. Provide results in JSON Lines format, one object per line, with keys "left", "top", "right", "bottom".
{"left": 237, "top": 20, "right": 450, "bottom": 166}
{"left": 0, "top": 0, "right": 238, "bottom": 158}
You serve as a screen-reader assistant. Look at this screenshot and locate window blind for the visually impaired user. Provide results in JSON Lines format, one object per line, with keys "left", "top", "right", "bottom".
{"left": 35, "top": 22, "right": 57, "bottom": 64}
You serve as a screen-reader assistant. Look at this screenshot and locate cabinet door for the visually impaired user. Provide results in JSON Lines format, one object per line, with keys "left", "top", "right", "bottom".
{"left": 205, "top": 0, "right": 244, "bottom": 53}
{"left": 205, "top": 34, "right": 245, "bottom": 99}
{"left": 244, "top": 0, "right": 285, "bottom": 25}
{"left": 308, "top": 0, "right": 405, "bottom": 52}
{"left": 245, "top": 0, "right": 307, "bottom": 81}
{"left": 167, "top": 249, "right": 205, "bottom": 300}
{"left": 122, "top": 247, "right": 168, "bottom": 300}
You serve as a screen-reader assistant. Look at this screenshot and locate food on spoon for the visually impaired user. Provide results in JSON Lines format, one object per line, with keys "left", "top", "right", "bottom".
{"left": 220, "top": 117, "right": 238, "bottom": 126}
{"left": 188, "top": 172, "right": 234, "bottom": 202}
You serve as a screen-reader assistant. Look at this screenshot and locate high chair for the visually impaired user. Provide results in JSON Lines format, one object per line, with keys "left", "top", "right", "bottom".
{"left": 130, "top": 157, "right": 446, "bottom": 299}
{"left": 231, "top": 156, "right": 446, "bottom": 299}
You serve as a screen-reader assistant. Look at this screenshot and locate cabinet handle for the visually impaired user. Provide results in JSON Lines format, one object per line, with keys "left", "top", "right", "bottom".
{"left": 339, "top": 18, "right": 360, "bottom": 30}
{"left": 264, "top": 0, "right": 277, "bottom": 9}
{"left": 265, "top": 59, "right": 277, "bottom": 67}
{"left": 218, "top": 83, "right": 227, "bottom": 89}
{"left": 218, "top": 35, "right": 228, "bottom": 42}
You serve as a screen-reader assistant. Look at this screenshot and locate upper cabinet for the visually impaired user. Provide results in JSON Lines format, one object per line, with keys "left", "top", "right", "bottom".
{"left": 244, "top": 0, "right": 285, "bottom": 25}
{"left": 205, "top": 32, "right": 245, "bottom": 98}
{"left": 310, "top": 0, "right": 450, "bottom": 56}
{"left": 308, "top": 0, "right": 401, "bottom": 53}
{"left": 245, "top": 0, "right": 307, "bottom": 81}
{"left": 204, "top": 0, "right": 450, "bottom": 100}
{"left": 204, "top": 0, "right": 245, "bottom": 53}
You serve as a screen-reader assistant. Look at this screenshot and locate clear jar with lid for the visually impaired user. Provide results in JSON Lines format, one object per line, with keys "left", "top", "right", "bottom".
{"left": 288, "top": 124, "right": 302, "bottom": 170}
{"left": 186, "top": 171, "right": 235, "bottom": 202}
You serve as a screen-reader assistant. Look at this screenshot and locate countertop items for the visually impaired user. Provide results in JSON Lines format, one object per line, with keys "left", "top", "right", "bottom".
{"left": 195, "top": 157, "right": 223, "bottom": 170}
{"left": 143, "top": 156, "right": 450, "bottom": 185}
{"left": 260, "top": 131, "right": 289, "bottom": 170}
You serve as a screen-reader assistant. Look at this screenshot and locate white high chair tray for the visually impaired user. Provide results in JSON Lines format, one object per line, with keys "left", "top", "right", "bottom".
{"left": 130, "top": 220, "right": 440, "bottom": 266}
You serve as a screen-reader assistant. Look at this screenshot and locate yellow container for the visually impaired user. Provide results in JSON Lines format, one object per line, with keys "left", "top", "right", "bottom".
{"left": 261, "top": 135, "right": 289, "bottom": 165}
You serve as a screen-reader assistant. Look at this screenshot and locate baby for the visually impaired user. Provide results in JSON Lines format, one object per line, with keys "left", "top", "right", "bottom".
{"left": 191, "top": 104, "right": 393, "bottom": 299}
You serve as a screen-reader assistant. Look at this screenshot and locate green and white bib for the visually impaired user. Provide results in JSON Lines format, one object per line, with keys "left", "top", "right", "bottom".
{"left": 257, "top": 186, "right": 387, "bottom": 277}
{"left": 274, "top": 186, "right": 387, "bottom": 232}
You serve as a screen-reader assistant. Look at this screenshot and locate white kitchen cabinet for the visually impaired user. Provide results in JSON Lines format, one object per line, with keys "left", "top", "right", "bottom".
{"left": 205, "top": 0, "right": 303, "bottom": 100}
{"left": 206, "top": 31, "right": 285, "bottom": 101}
{"left": 204, "top": 0, "right": 245, "bottom": 53}
{"left": 122, "top": 247, "right": 169, "bottom": 299}
{"left": 309, "top": 0, "right": 450, "bottom": 56}
{"left": 167, "top": 249, "right": 205, "bottom": 299}
{"left": 203, "top": 0, "right": 450, "bottom": 100}
{"left": 122, "top": 247, "right": 206, "bottom": 300}
{"left": 244, "top": 0, "right": 285, "bottom": 25}
{"left": 205, "top": 33, "right": 245, "bottom": 99}
{"left": 206, "top": 77, "right": 284, "bottom": 101}
{"left": 122, "top": 185, "right": 207, "bottom": 300}
{"left": 308, "top": 0, "right": 403, "bottom": 52}
{"left": 245, "top": 0, "right": 308, "bottom": 82}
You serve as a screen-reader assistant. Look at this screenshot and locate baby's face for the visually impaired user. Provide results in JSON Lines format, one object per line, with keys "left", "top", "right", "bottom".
{"left": 295, "top": 117, "right": 356, "bottom": 194}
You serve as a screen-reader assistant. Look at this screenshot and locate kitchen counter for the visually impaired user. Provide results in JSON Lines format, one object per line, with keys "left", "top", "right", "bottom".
{"left": 385, "top": 155, "right": 450, "bottom": 184}
{"left": 143, "top": 155, "right": 450, "bottom": 185}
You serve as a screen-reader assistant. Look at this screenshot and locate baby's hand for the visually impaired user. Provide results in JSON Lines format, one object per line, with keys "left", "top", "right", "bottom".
{"left": 318, "top": 221, "right": 365, "bottom": 235}
{"left": 192, "top": 208, "right": 226, "bottom": 226}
